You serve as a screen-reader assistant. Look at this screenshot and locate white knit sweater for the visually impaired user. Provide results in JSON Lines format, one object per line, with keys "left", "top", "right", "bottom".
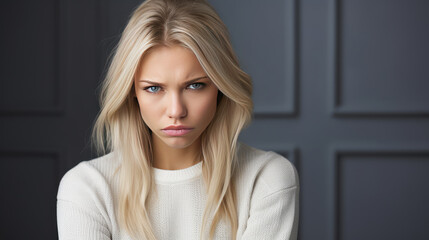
{"left": 57, "top": 143, "right": 299, "bottom": 239}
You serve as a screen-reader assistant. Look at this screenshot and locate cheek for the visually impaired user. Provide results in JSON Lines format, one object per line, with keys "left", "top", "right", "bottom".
{"left": 191, "top": 90, "right": 218, "bottom": 124}
{"left": 136, "top": 96, "right": 160, "bottom": 124}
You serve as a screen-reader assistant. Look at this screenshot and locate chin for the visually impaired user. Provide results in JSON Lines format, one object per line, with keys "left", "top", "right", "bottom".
{"left": 163, "top": 138, "right": 198, "bottom": 149}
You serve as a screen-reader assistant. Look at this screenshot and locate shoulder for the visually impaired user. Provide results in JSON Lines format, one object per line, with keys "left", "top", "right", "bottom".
{"left": 235, "top": 142, "right": 299, "bottom": 198}
{"left": 57, "top": 152, "right": 120, "bottom": 206}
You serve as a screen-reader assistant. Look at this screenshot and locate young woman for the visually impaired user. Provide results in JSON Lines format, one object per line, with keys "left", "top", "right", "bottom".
{"left": 56, "top": 0, "right": 299, "bottom": 239}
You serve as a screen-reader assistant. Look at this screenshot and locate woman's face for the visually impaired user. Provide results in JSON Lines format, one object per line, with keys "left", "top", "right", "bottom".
{"left": 134, "top": 45, "right": 219, "bottom": 150}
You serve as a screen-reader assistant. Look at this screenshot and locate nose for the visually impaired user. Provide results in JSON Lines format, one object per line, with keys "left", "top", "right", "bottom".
{"left": 167, "top": 92, "right": 187, "bottom": 119}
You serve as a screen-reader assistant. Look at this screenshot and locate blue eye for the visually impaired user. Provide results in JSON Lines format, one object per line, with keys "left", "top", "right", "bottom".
{"left": 188, "top": 83, "right": 205, "bottom": 90}
{"left": 145, "top": 86, "right": 161, "bottom": 93}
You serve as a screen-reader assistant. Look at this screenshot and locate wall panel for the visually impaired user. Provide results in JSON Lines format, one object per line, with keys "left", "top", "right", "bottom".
{"left": 0, "top": 0, "right": 64, "bottom": 115}
{"left": 210, "top": 0, "right": 299, "bottom": 116}
{"left": 329, "top": 147, "right": 429, "bottom": 240}
{"left": 0, "top": 151, "right": 59, "bottom": 239}
{"left": 328, "top": 0, "right": 429, "bottom": 116}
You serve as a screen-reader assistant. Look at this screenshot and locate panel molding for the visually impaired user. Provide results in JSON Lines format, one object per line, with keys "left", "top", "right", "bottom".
{"left": 0, "top": 149, "right": 63, "bottom": 183}
{"left": 254, "top": 0, "right": 299, "bottom": 117}
{"left": 0, "top": 149, "right": 62, "bottom": 239}
{"left": 327, "top": 144, "right": 429, "bottom": 240}
{"left": 0, "top": 0, "right": 65, "bottom": 116}
{"left": 327, "top": 0, "right": 429, "bottom": 117}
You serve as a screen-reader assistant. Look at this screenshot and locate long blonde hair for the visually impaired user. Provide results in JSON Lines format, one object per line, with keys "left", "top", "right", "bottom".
{"left": 92, "top": 0, "right": 252, "bottom": 239}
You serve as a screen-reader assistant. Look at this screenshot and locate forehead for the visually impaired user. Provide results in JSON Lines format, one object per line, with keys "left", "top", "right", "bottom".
{"left": 136, "top": 45, "right": 206, "bottom": 81}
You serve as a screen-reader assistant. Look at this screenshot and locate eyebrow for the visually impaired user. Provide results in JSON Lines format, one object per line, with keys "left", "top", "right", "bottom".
{"left": 138, "top": 76, "right": 209, "bottom": 86}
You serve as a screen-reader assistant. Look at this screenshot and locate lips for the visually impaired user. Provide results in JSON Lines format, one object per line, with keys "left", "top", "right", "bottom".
{"left": 162, "top": 125, "right": 193, "bottom": 136}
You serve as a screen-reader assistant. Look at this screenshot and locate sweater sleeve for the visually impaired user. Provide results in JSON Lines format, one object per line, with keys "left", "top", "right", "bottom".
{"left": 57, "top": 199, "right": 111, "bottom": 240}
{"left": 240, "top": 151, "right": 299, "bottom": 240}
{"left": 56, "top": 162, "right": 113, "bottom": 240}
{"left": 240, "top": 186, "right": 299, "bottom": 240}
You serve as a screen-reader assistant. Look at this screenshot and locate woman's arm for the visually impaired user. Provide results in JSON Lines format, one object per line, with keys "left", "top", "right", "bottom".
{"left": 238, "top": 149, "right": 300, "bottom": 240}
{"left": 56, "top": 162, "right": 113, "bottom": 240}
{"left": 241, "top": 186, "right": 299, "bottom": 240}
{"left": 57, "top": 199, "right": 111, "bottom": 240}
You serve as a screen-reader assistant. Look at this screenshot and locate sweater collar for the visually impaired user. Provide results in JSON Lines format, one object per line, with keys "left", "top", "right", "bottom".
{"left": 152, "top": 161, "right": 203, "bottom": 183}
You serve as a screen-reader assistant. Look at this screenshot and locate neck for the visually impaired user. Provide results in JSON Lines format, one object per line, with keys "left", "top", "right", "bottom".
{"left": 152, "top": 136, "right": 202, "bottom": 170}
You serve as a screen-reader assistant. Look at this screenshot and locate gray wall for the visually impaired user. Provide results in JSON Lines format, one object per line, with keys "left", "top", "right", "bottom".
{"left": 1, "top": 0, "right": 428, "bottom": 239}
{"left": 211, "top": 1, "right": 429, "bottom": 239}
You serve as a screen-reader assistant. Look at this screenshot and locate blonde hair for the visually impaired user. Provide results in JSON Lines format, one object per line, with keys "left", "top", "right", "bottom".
{"left": 92, "top": 0, "right": 252, "bottom": 239}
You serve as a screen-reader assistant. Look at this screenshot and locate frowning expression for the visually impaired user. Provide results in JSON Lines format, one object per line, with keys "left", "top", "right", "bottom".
{"left": 134, "top": 45, "right": 219, "bottom": 149}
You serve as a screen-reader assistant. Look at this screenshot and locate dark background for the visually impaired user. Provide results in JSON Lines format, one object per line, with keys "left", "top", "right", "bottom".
{"left": 1, "top": 0, "right": 429, "bottom": 239}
